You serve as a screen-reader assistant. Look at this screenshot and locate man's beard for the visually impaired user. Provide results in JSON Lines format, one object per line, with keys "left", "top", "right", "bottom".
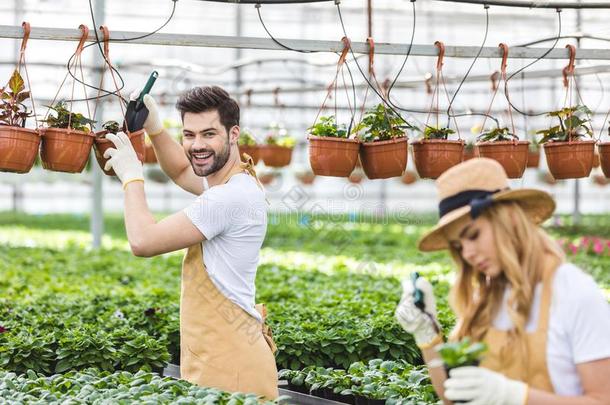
{"left": 189, "top": 138, "right": 231, "bottom": 177}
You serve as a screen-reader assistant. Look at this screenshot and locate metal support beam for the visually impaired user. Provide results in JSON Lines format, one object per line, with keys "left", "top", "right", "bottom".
{"left": 436, "top": 0, "right": 610, "bottom": 8}
{"left": 2, "top": 25, "right": 610, "bottom": 60}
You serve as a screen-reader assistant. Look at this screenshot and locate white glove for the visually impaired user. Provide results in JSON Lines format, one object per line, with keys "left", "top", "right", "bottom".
{"left": 103, "top": 132, "right": 144, "bottom": 188}
{"left": 444, "top": 366, "right": 528, "bottom": 405}
{"left": 395, "top": 275, "right": 439, "bottom": 347}
{"left": 129, "top": 92, "right": 163, "bottom": 136}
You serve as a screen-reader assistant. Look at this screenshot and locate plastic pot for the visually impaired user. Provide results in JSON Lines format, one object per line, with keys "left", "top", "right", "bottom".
{"left": 144, "top": 143, "right": 157, "bottom": 164}
{"left": 40, "top": 127, "right": 95, "bottom": 173}
{"left": 476, "top": 140, "right": 529, "bottom": 179}
{"left": 599, "top": 143, "right": 610, "bottom": 178}
{"left": 543, "top": 140, "right": 595, "bottom": 179}
{"left": 94, "top": 129, "right": 145, "bottom": 176}
{"left": 261, "top": 145, "right": 293, "bottom": 167}
{"left": 238, "top": 145, "right": 261, "bottom": 165}
{"left": 527, "top": 149, "right": 540, "bottom": 168}
{"left": 308, "top": 135, "right": 360, "bottom": 177}
{"left": 0, "top": 126, "right": 40, "bottom": 173}
{"left": 359, "top": 136, "right": 408, "bottom": 179}
{"left": 412, "top": 139, "right": 464, "bottom": 179}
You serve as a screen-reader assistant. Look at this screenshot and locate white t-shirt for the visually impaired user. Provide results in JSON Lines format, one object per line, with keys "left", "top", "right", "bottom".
{"left": 183, "top": 173, "right": 267, "bottom": 322}
{"left": 493, "top": 263, "right": 610, "bottom": 395}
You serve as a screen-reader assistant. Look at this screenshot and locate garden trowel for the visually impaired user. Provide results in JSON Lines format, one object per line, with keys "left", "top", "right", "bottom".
{"left": 123, "top": 71, "right": 159, "bottom": 133}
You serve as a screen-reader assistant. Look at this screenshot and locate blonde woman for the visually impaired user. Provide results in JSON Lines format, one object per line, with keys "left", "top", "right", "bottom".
{"left": 395, "top": 158, "right": 610, "bottom": 405}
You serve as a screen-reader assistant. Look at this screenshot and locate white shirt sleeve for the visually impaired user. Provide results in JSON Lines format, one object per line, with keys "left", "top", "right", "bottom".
{"left": 561, "top": 265, "right": 610, "bottom": 364}
{"left": 183, "top": 187, "right": 229, "bottom": 240}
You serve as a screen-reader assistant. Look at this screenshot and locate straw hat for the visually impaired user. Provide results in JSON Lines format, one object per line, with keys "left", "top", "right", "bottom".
{"left": 418, "top": 158, "right": 555, "bottom": 252}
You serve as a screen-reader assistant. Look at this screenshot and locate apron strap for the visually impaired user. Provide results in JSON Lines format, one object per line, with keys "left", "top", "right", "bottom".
{"left": 536, "top": 267, "right": 555, "bottom": 333}
{"left": 239, "top": 153, "right": 270, "bottom": 205}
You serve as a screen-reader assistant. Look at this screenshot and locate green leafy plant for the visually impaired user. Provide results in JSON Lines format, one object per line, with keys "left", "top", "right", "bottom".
{"left": 537, "top": 105, "right": 593, "bottom": 144}
{"left": 308, "top": 115, "right": 348, "bottom": 138}
{"left": 352, "top": 104, "right": 414, "bottom": 142}
{"left": 436, "top": 337, "right": 487, "bottom": 369}
{"left": 101, "top": 120, "right": 120, "bottom": 135}
{"left": 266, "top": 134, "right": 295, "bottom": 148}
{"left": 239, "top": 129, "right": 258, "bottom": 146}
{"left": 42, "top": 101, "right": 95, "bottom": 132}
{"left": 422, "top": 126, "right": 455, "bottom": 140}
{"left": 477, "top": 127, "right": 518, "bottom": 142}
{"left": 0, "top": 69, "right": 33, "bottom": 127}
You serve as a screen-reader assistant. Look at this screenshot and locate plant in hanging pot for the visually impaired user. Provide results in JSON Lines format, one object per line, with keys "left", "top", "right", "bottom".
{"left": 462, "top": 140, "right": 478, "bottom": 161}
{"left": 308, "top": 115, "right": 360, "bottom": 177}
{"left": 0, "top": 69, "right": 40, "bottom": 173}
{"left": 537, "top": 105, "right": 595, "bottom": 179}
{"left": 260, "top": 123, "right": 295, "bottom": 168}
{"left": 39, "top": 101, "right": 97, "bottom": 173}
{"left": 238, "top": 128, "right": 261, "bottom": 165}
{"left": 598, "top": 123, "right": 610, "bottom": 178}
{"left": 527, "top": 133, "right": 541, "bottom": 168}
{"left": 411, "top": 125, "right": 464, "bottom": 179}
{"left": 476, "top": 127, "right": 529, "bottom": 178}
{"left": 352, "top": 103, "right": 412, "bottom": 179}
{"left": 93, "top": 120, "right": 145, "bottom": 176}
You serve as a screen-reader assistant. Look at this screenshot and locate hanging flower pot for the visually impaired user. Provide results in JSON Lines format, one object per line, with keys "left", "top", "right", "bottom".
{"left": 296, "top": 170, "right": 316, "bottom": 185}
{"left": 353, "top": 104, "right": 412, "bottom": 179}
{"left": 348, "top": 171, "right": 364, "bottom": 184}
{"left": 593, "top": 150, "right": 601, "bottom": 168}
{"left": 527, "top": 148, "right": 541, "bottom": 168}
{"left": 462, "top": 143, "right": 478, "bottom": 161}
{"left": 599, "top": 143, "right": 610, "bottom": 178}
{"left": 93, "top": 121, "right": 145, "bottom": 176}
{"left": 260, "top": 124, "right": 295, "bottom": 168}
{"left": 592, "top": 173, "right": 610, "bottom": 186}
{"left": 412, "top": 127, "right": 464, "bottom": 179}
{"left": 538, "top": 105, "right": 595, "bottom": 179}
{"left": 0, "top": 25, "right": 41, "bottom": 174}
{"left": 0, "top": 70, "right": 40, "bottom": 173}
{"left": 40, "top": 102, "right": 96, "bottom": 173}
{"left": 238, "top": 129, "right": 261, "bottom": 165}
{"left": 259, "top": 172, "right": 276, "bottom": 185}
{"left": 475, "top": 128, "right": 529, "bottom": 178}
{"left": 308, "top": 116, "right": 360, "bottom": 177}
{"left": 400, "top": 170, "right": 418, "bottom": 185}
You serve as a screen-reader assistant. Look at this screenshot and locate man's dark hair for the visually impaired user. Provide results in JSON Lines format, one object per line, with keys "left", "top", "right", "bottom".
{"left": 175, "top": 86, "right": 240, "bottom": 134}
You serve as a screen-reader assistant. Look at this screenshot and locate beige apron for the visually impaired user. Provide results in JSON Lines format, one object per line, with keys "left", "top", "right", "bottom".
{"left": 481, "top": 267, "right": 555, "bottom": 392}
{"left": 180, "top": 157, "right": 279, "bottom": 400}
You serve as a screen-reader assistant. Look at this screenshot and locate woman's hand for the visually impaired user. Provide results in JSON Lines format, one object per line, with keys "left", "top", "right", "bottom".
{"left": 395, "top": 275, "right": 440, "bottom": 347}
{"left": 444, "top": 366, "right": 527, "bottom": 405}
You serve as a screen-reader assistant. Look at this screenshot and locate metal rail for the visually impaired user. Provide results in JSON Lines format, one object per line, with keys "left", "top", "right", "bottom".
{"left": 436, "top": 0, "right": 610, "bottom": 8}
{"left": 3, "top": 24, "right": 610, "bottom": 60}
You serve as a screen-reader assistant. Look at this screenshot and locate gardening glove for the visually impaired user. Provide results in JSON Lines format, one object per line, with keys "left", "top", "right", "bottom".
{"left": 444, "top": 366, "right": 528, "bottom": 405}
{"left": 129, "top": 91, "right": 163, "bottom": 136}
{"left": 104, "top": 132, "right": 144, "bottom": 189}
{"left": 395, "top": 275, "right": 440, "bottom": 348}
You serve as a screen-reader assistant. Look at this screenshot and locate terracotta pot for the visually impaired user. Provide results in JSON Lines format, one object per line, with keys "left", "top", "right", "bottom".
{"left": 259, "top": 173, "right": 276, "bottom": 185}
{"left": 348, "top": 172, "right": 363, "bottom": 184}
{"left": 592, "top": 174, "right": 610, "bottom": 186}
{"left": 308, "top": 135, "right": 360, "bottom": 177}
{"left": 261, "top": 145, "right": 293, "bottom": 168}
{"left": 238, "top": 145, "right": 260, "bottom": 165}
{"left": 359, "top": 136, "right": 408, "bottom": 179}
{"left": 543, "top": 140, "right": 595, "bottom": 179}
{"left": 40, "top": 127, "right": 95, "bottom": 173}
{"left": 412, "top": 139, "right": 464, "bottom": 179}
{"left": 476, "top": 140, "right": 529, "bottom": 178}
{"left": 539, "top": 171, "right": 558, "bottom": 185}
{"left": 297, "top": 171, "right": 316, "bottom": 185}
{"left": 401, "top": 170, "right": 418, "bottom": 185}
{"left": 462, "top": 146, "right": 478, "bottom": 161}
{"left": 144, "top": 143, "right": 157, "bottom": 164}
{"left": 599, "top": 143, "right": 610, "bottom": 178}
{"left": 593, "top": 150, "right": 601, "bottom": 168}
{"left": 94, "top": 129, "right": 145, "bottom": 176}
{"left": 0, "top": 126, "right": 40, "bottom": 173}
{"left": 527, "top": 149, "right": 540, "bottom": 168}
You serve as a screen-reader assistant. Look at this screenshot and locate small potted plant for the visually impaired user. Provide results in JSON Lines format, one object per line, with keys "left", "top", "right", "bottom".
{"left": 462, "top": 140, "right": 478, "bottom": 161}
{"left": 238, "top": 128, "right": 261, "bottom": 165}
{"left": 352, "top": 104, "right": 412, "bottom": 179}
{"left": 400, "top": 169, "right": 418, "bottom": 185}
{"left": 296, "top": 169, "right": 316, "bottom": 185}
{"left": 40, "top": 101, "right": 96, "bottom": 173}
{"left": 93, "top": 120, "right": 145, "bottom": 176}
{"left": 437, "top": 337, "right": 487, "bottom": 385}
{"left": 476, "top": 127, "right": 529, "bottom": 178}
{"left": 0, "top": 69, "right": 40, "bottom": 173}
{"left": 411, "top": 126, "right": 464, "bottom": 179}
{"left": 537, "top": 105, "right": 595, "bottom": 179}
{"left": 308, "top": 115, "right": 360, "bottom": 177}
{"left": 260, "top": 123, "right": 295, "bottom": 168}
{"left": 527, "top": 133, "right": 541, "bottom": 168}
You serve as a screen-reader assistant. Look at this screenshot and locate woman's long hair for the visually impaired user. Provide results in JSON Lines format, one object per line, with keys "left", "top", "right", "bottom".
{"left": 448, "top": 201, "right": 565, "bottom": 358}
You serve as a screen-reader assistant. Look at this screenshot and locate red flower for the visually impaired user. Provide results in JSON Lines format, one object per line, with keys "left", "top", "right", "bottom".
{"left": 0, "top": 325, "right": 7, "bottom": 334}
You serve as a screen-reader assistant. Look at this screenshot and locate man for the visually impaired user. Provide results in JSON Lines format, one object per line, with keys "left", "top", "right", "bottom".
{"left": 103, "top": 86, "right": 278, "bottom": 399}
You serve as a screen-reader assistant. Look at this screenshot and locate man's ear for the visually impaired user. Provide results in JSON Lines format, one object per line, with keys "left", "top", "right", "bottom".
{"left": 229, "top": 125, "right": 240, "bottom": 145}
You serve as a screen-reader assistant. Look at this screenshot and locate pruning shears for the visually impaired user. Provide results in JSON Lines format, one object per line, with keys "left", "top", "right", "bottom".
{"left": 411, "top": 272, "right": 442, "bottom": 336}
